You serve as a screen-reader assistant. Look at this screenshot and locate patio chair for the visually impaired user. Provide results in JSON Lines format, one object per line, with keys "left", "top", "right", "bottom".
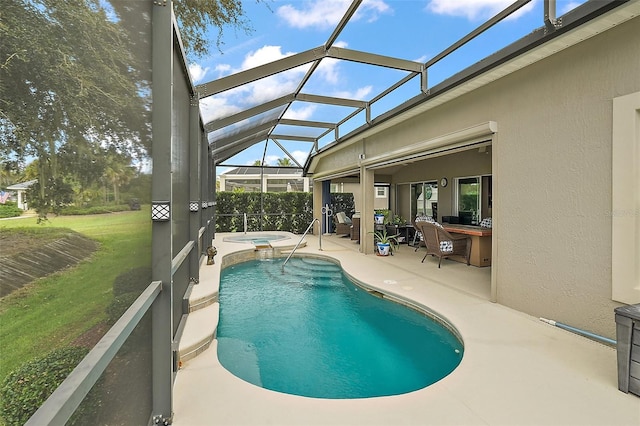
{"left": 334, "top": 212, "right": 352, "bottom": 236}
{"left": 412, "top": 216, "right": 433, "bottom": 251}
{"left": 350, "top": 216, "right": 360, "bottom": 242}
{"left": 480, "top": 217, "right": 492, "bottom": 228}
{"left": 417, "top": 221, "right": 471, "bottom": 268}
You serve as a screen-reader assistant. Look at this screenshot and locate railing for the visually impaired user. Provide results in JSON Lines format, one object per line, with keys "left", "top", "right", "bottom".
{"left": 25, "top": 234, "right": 200, "bottom": 425}
{"left": 25, "top": 281, "right": 162, "bottom": 425}
{"left": 282, "top": 218, "right": 319, "bottom": 271}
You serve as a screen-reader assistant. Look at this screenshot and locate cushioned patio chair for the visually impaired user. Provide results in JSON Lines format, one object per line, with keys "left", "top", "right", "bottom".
{"left": 412, "top": 216, "right": 433, "bottom": 251}
{"left": 350, "top": 215, "right": 360, "bottom": 242}
{"left": 334, "top": 212, "right": 352, "bottom": 236}
{"left": 417, "top": 221, "right": 471, "bottom": 268}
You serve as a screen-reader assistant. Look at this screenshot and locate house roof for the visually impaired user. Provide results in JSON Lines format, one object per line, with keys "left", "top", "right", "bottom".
{"left": 6, "top": 180, "right": 37, "bottom": 190}
{"left": 195, "top": 0, "right": 637, "bottom": 174}
{"left": 222, "top": 167, "right": 303, "bottom": 176}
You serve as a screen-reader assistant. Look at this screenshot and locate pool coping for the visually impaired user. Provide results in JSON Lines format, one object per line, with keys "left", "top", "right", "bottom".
{"left": 173, "top": 232, "right": 640, "bottom": 426}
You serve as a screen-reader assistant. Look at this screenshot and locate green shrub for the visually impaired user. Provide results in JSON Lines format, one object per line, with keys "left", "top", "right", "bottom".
{"left": 0, "top": 347, "right": 89, "bottom": 426}
{"left": 330, "top": 193, "right": 355, "bottom": 218}
{"left": 105, "top": 291, "right": 139, "bottom": 325}
{"left": 107, "top": 266, "right": 152, "bottom": 325}
{"left": 0, "top": 201, "right": 22, "bottom": 218}
{"left": 59, "top": 204, "right": 131, "bottom": 215}
{"left": 215, "top": 191, "right": 313, "bottom": 233}
{"left": 112, "top": 266, "right": 152, "bottom": 297}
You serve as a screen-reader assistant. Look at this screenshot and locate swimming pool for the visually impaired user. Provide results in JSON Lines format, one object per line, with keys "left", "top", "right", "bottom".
{"left": 217, "top": 256, "right": 463, "bottom": 399}
{"left": 222, "top": 233, "right": 290, "bottom": 245}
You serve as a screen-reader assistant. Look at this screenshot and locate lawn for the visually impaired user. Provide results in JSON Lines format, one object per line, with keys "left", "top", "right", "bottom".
{"left": 0, "top": 210, "right": 151, "bottom": 384}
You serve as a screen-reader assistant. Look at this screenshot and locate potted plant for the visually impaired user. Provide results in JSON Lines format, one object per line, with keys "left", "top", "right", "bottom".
{"left": 392, "top": 215, "right": 405, "bottom": 226}
{"left": 369, "top": 229, "right": 400, "bottom": 256}
{"left": 374, "top": 209, "right": 391, "bottom": 225}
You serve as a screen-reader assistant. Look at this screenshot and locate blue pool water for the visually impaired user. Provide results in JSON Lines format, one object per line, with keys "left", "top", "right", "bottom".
{"left": 217, "top": 257, "right": 463, "bottom": 399}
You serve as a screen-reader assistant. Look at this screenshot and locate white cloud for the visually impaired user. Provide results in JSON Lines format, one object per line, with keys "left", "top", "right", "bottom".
{"left": 283, "top": 104, "right": 318, "bottom": 120}
{"left": 332, "top": 85, "right": 373, "bottom": 101}
{"left": 199, "top": 96, "right": 242, "bottom": 124}
{"left": 291, "top": 150, "right": 309, "bottom": 165}
{"left": 214, "top": 63, "right": 232, "bottom": 77}
{"left": 202, "top": 45, "right": 313, "bottom": 124}
{"left": 226, "top": 46, "right": 312, "bottom": 106}
{"left": 316, "top": 40, "right": 348, "bottom": 84}
{"left": 261, "top": 151, "right": 309, "bottom": 167}
{"left": 316, "top": 57, "right": 341, "bottom": 85}
{"left": 427, "top": 0, "right": 535, "bottom": 21}
{"left": 263, "top": 155, "right": 281, "bottom": 166}
{"left": 188, "top": 63, "right": 209, "bottom": 84}
{"left": 244, "top": 74, "right": 302, "bottom": 105}
{"left": 241, "top": 45, "right": 296, "bottom": 70}
{"left": 277, "top": 0, "right": 391, "bottom": 29}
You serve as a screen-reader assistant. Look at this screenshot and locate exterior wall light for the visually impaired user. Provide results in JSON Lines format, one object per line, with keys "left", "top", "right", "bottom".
{"left": 151, "top": 201, "right": 171, "bottom": 221}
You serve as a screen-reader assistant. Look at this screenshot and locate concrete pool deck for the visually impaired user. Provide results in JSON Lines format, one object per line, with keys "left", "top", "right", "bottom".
{"left": 173, "top": 232, "right": 639, "bottom": 425}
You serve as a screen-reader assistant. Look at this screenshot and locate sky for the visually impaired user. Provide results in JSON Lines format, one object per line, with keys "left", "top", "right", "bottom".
{"left": 186, "top": 0, "right": 586, "bottom": 173}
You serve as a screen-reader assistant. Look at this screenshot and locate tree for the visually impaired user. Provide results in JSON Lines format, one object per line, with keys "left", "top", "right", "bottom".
{"left": 1, "top": 0, "right": 262, "bottom": 217}
{"left": 103, "top": 150, "right": 135, "bottom": 205}
{"left": 277, "top": 157, "right": 294, "bottom": 167}
{"left": 1, "top": 1, "right": 150, "bottom": 217}
{"left": 173, "top": 0, "right": 265, "bottom": 58}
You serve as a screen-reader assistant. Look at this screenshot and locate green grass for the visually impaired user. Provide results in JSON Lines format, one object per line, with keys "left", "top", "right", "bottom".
{"left": 0, "top": 209, "right": 151, "bottom": 384}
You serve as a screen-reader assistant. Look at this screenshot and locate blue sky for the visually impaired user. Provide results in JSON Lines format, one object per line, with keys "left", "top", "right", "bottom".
{"left": 186, "top": 0, "right": 585, "bottom": 173}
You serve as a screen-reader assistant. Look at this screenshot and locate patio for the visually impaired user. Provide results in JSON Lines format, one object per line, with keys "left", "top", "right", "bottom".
{"left": 172, "top": 233, "right": 638, "bottom": 426}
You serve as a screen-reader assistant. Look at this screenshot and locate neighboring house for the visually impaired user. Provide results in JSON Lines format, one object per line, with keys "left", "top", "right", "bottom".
{"left": 330, "top": 180, "right": 390, "bottom": 212}
{"left": 6, "top": 180, "right": 37, "bottom": 211}
{"left": 306, "top": 6, "right": 640, "bottom": 339}
{"left": 219, "top": 167, "right": 310, "bottom": 193}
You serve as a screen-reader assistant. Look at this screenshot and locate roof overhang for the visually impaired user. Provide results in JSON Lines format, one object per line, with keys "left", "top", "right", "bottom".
{"left": 304, "top": 0, "right": 639, "bottom": 175}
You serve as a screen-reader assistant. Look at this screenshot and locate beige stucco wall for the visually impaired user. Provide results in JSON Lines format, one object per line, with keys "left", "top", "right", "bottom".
{"left": 310, "top": 16, "right": 640, "bottom": 338}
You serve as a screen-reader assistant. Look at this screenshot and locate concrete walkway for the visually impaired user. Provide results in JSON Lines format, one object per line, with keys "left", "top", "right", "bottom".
{"left": 173, "top": 233, "right": 639, "bottom": 425}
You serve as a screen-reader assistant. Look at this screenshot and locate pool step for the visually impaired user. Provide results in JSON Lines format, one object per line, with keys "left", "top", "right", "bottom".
{"left": 266, "top": 259, "right": 343, "bottom": 288}
{"left": 177, "top": 240, "right": 316, "bottom": 367}
{"left": 187, "top": 257, "right": 220, "bottom": 312}
{"left": 177, "top": 256, "right": 221, "bottom": 368}
{"left": 281, "top": 258, "right": 342, "bottom": 276}
{"left": 177, "top": 302, "right": 219, "bottom": 368}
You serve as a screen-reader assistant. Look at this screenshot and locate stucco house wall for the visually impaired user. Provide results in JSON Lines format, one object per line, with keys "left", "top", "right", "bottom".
{"left": 309, "top": 16, "right": 639, "bottom": 338}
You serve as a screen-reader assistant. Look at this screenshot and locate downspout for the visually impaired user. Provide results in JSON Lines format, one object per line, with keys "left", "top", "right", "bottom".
{"left": 539, "top": 318, "right": 616, "bottom": 346}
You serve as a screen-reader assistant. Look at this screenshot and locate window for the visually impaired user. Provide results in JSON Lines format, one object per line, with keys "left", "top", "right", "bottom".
{"left": 226, "top": 179, "right": 261, "bottom": 192}
{"left": 374, "top": 184, "right": 390, "bottom": 210}
{"left": 611, "top": 91, "right": 640, "bottom": 304}
{"left": 456, "top": 177, "right": 481, "bottom": 225}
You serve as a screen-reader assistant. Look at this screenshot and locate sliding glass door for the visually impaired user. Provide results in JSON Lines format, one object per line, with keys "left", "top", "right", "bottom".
{"left": 410, "top": 182, "right": 438, "bottom": 221}
{"left": 456, "top": 176, "right": 480, "bottom": 225}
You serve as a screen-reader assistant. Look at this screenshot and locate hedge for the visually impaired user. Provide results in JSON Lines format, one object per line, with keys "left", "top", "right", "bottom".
{"left": 215, "top": 191, "right": 354, "bottom": 233}
{"left": 215, "top": 192, "right": 313, "bottom": 233}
